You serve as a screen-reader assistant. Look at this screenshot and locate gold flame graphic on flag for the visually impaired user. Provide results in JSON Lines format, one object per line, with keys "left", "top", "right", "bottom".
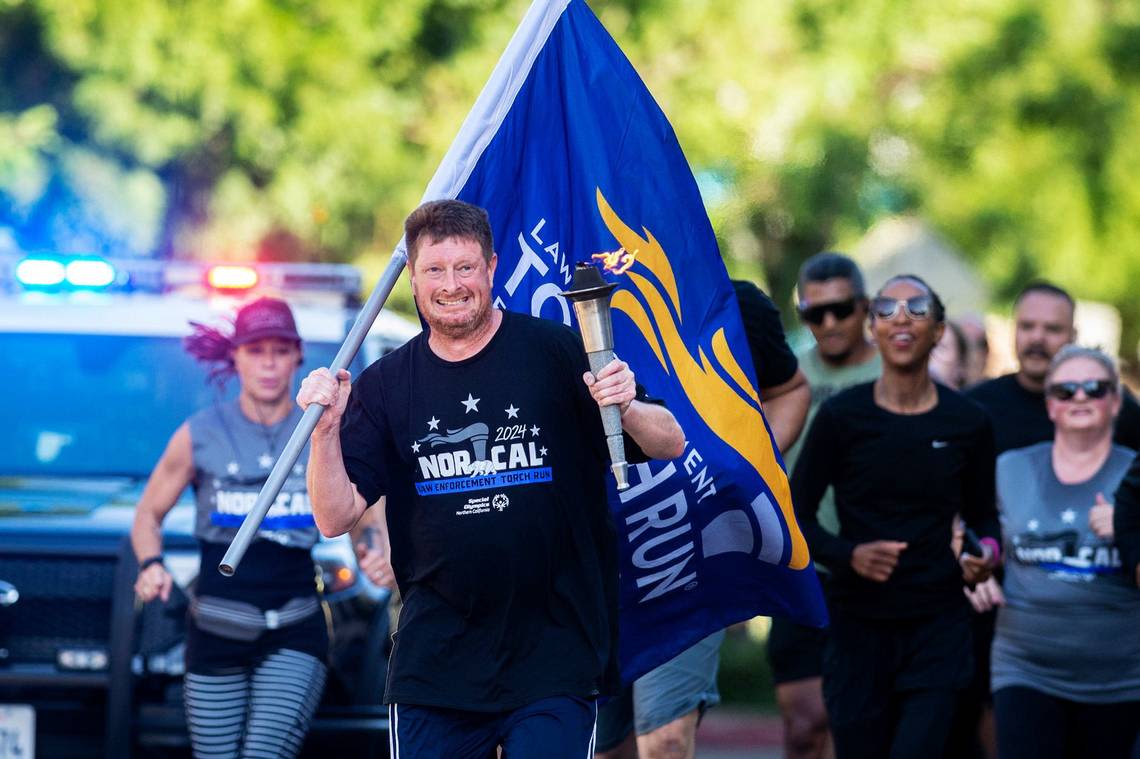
{"left": 596, "top": 188, "right": 810, "bottom": 570}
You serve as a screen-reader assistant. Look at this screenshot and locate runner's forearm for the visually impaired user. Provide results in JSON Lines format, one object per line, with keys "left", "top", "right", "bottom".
{"left": 760, "top": 368, "right": 811, "bottom": 452}
{"left": 307, "top": 430, "right": 367, "bottom": 536}
{"left": 621, "top": 400, "right": 685, "bottom": 460}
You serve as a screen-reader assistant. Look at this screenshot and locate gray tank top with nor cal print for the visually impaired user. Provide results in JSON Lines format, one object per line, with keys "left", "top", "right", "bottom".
{"left": 188, "top": 400, "right": 318, "bottom": 550}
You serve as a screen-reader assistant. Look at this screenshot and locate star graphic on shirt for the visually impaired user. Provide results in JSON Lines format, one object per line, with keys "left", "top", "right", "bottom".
{"left": 1061, "top": 509, "right": 1076, "bottom": 524}
{"left": 540, "top": 447, "right": 548, "bottom": 456}
{"left": 226, "top": 461, "right": 240, "bottom": 475}
{"left": 1027, "top": 519, "right": 1040, "bottom": 531}
{"left": 412, "top": 441, "right": 421, "bottom": 453}
{"left": 427, "top": 416, "right": 440, "bottom": 430}
{"left": 530, "top": 425, "right": 541, "bottom": 437}
{"left": 462, "top": 394, "right": 481, "bottom": 414}
{"left": 505, "top": 404, "right": 520, "bottom": 419}
{"left": 258, "top": 453, "right": 274, "bottom": 469}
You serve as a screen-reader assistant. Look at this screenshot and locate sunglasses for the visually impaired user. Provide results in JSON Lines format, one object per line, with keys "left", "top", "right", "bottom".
{"left": 869, "top": 295, "right": 935, "bottom": 321}
{"left": 1046, "top": 379, "right": 1115, "bottom": 401}
{"left": 799, "top": 298, "right": 859, "bottom": 326}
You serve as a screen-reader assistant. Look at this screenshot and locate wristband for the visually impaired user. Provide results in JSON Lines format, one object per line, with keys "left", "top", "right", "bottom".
{"left": 979, "top": 537, "right": 1001, "bottom": 566}
{"left": 138, "top": 555, "right": 165, "bottom": 572}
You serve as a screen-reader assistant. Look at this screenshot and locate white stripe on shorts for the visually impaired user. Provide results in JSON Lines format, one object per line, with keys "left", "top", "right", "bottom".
{"left": 587, "top": 699, "right": 598, "bottom": 758}
{"left": 389, "top": 703, "right": 400, "bottom": 759}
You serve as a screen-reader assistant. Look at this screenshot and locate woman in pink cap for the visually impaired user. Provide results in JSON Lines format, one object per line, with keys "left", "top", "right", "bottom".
{"left": 129, "top": 297, "right": 385, "bottom": 758}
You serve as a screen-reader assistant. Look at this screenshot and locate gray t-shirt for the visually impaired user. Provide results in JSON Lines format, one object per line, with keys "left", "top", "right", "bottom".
{"left": 992, "top": 442, "right": 1140, "bottom": 702}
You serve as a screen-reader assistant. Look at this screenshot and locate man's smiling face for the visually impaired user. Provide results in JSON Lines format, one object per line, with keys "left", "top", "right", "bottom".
{"left": 410, "top": 235, "right": 497, "bottom": 340}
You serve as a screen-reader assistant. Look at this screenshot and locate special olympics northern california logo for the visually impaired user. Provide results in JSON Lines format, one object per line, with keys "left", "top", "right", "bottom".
{"left": 492, "top": 494, "right": 509, "bottom": 511}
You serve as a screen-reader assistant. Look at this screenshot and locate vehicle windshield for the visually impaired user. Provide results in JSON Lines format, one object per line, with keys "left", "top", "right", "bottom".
{"left": 2, "top": 333, "right": 342, "bottom": 478}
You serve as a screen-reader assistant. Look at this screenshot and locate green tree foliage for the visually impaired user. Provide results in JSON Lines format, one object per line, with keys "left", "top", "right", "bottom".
{"left": 0, "top": 0, "right": 518, "bottom": 268}
{"left": 2, "top": 0, "right": 1140, "bottom": 351}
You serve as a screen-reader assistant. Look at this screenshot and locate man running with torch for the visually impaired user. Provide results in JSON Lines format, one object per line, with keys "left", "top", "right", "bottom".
{"left": 296, "top": 199, "right": 685, "bottom": 757}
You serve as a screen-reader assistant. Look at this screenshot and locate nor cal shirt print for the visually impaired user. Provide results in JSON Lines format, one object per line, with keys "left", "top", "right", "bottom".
{"left": 342, "top": 310, "right": 614, "bottom": 614}
{"left": 340, "top": 311, "right": 621, "bottom": 708}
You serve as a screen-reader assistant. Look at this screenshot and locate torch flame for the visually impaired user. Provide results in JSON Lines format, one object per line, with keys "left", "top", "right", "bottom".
{"left": 592, "top": 247, "right": 638, "bottom": 275}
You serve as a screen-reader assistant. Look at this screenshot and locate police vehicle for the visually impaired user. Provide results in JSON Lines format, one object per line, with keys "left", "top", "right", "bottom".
{"left": 0, "top": 254, "right": 418, "bottom": 758}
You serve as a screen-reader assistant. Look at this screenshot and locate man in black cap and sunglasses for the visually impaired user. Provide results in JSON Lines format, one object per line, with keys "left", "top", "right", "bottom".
{"left": 762, "top": 251, "right": 880, "bottom": 759}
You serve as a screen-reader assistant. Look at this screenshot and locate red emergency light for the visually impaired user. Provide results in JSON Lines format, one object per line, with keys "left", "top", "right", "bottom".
{"left": 207, "top": 265, "right": 259, "bottom": 290}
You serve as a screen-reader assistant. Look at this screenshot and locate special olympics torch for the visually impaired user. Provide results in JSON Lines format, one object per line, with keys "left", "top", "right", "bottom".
{"left": 562, "top": 262, "right": 629, "bottom": 490}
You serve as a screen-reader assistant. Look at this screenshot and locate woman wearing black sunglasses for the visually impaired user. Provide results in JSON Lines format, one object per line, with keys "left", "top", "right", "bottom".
{"left": 990, "top": 345, "right": 1140, "bottom": 759}
{"left": 791, "top": 274, "right": 1000, "bottom": 758}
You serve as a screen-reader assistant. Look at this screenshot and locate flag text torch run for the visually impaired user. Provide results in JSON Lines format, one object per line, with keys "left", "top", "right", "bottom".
{"left": 562, "top": 263, "right": 629, "bottom": 490}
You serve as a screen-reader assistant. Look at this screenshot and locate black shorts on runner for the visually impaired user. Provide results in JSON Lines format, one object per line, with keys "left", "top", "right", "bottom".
{"left": 767, "top": 616, "right": 828, "bottom": 685}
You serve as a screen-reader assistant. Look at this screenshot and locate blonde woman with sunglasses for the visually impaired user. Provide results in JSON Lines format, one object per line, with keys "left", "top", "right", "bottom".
{"left": 990, "top": 345, "right": 1140, "bottom": 759}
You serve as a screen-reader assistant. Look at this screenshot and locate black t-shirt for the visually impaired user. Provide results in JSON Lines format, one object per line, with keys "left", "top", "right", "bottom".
{"left": 791, "top": 382, "right": 999, "bottom": 619}
{"left": 731, "top": 279, "right": 799, "bottom": 390}
{"left": 339, "top": 309, "right": 636, "bottom": 711}
{"left": 967, "top": 373, "right": 1140, "bottom": 455}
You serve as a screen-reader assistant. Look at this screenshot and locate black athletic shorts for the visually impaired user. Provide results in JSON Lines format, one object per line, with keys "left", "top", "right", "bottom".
{"left": 767, "top": 616, "right": 828, "bottom": 685}
{"left": 766, "top": 575, "right": 830, "bottom": 685}
{"left": 822, "top": 603, "right": 972, "bottom": 731}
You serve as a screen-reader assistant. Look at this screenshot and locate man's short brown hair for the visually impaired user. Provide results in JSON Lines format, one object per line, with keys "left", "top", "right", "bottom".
{"left": 404, "top": 199, "right": 494, "bottom": 264}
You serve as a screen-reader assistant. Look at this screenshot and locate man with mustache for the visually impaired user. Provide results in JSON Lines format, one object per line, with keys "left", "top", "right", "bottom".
{"left": 968, "top": 282, "right": 1140, "bottom": 455}
{"left": 951, "top": 281, "right": 1140, "bottom": 759}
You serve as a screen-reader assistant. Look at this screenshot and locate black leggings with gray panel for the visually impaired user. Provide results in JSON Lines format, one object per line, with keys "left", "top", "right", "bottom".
{"left": 183, "top": 648, "right": 327, "bottom": 759}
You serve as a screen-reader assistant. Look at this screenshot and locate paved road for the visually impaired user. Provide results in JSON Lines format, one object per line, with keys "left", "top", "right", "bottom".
{"left": 696, "top": 709, "right": 783, "bottom": 759}
{"left": 699, "top": 750, "right": 782, "bottom": 759}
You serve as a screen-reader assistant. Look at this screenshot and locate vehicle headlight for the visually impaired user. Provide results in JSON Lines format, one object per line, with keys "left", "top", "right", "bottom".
{"left": 318, "top": 559, "right": 357, "bottom": 595}
{"left": 57, "top": 647, "right": 109, "bottom": 671}
{"left": 313, "top": 535, "right": 364, "bottom": 599}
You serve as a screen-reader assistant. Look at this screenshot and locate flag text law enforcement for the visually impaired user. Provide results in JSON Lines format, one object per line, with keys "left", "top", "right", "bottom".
{"left": 417, "top": 0, "right": 828, "bottom": 682}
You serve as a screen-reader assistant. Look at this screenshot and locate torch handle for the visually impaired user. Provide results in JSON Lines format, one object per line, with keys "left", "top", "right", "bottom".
{"left": 587, "top": 349, "right": 629, "bottom": 490}
{"left": 588, "top": 350, "right": 623, "bottom": 436}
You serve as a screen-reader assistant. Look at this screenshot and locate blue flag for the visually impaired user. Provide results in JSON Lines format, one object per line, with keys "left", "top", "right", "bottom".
{"left": 412, "top": 0, "right": 827, "bottom": 682}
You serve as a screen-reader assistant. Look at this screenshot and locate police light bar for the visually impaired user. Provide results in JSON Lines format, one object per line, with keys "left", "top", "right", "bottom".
{"left": 255, "top": 263, "right": 362, "bottom": 295}
{"left": 4, "top": 254, "right": 361, "bottom": 300}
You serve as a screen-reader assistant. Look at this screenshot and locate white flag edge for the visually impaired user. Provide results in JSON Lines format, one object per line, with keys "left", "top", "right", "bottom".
{"left": 393, "top": 0, "right": 573, "bottom": 259}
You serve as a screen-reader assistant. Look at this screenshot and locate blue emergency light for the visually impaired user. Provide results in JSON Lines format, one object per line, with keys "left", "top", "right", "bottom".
{"left": 65, "top": 258, "right": 117, "bottom": 287}
{"left": 15, "top": 257, "right": 66, "bottom": 287}
{"left": 15, "top": 256, "right": 116, "bottom": 290}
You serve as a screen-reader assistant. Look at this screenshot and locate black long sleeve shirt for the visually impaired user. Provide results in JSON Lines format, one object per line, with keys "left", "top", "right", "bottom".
{"left": 1113, "top": 450, "right": 1140, "bottom": 586}
{"left": 791, "top": 382, "right": 1000, "bottom": 619}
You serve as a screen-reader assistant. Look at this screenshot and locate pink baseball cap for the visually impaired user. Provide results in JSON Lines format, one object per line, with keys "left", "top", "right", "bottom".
{"left": 232, "top": 297, "right": 301, "bottom": 345}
